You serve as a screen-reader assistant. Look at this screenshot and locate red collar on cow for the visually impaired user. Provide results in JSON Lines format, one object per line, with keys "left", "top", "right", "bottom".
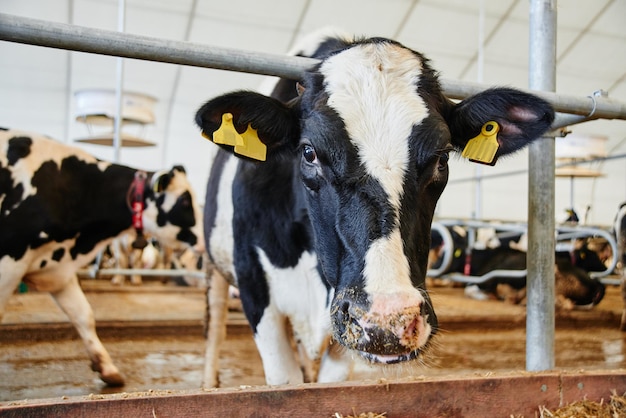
{"left": 128, "top": 171, "right": 149, "bottom": 249}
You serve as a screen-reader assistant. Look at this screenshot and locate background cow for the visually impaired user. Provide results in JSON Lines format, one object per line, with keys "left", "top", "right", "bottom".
{"left": 100, "top": 233, "right": 145, "bottom": 285}
{"left": 197, "top": 32, "right": 554, "bottom": 387}
{"left": 0, "top": 128, "right": 204, "bottom": 386}
{"left": 97, "top": 236, "right": 206, "bottom": 287}
{"left": 429, "top": 225, "right": 607, "bottom": 309}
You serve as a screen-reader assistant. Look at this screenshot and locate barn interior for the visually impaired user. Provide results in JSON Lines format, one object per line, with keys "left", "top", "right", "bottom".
{"left": 1, "top": 0, "right": 625, "bottom": 224}
{"left": 1, "top": 0, "right": 626, "bottom": 415}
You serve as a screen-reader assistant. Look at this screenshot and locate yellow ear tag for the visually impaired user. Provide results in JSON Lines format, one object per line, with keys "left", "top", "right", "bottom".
{"left": 211, "top": 113, "right": 244, "bottom": 147}
{"left": 234, "top": 125, "right": 267, "bottom": 161}
{"left": 461, "top": 121, "right": 500, "bottom": 166}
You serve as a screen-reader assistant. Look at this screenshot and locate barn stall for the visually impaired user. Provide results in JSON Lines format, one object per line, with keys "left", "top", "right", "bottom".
{"left": 2, "top": 0, "right": 626, "bottom": 415}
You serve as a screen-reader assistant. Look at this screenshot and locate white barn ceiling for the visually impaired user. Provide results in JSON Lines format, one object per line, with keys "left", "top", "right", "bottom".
{"left": 1, "top": 0, "right": 625, "bottom": 225}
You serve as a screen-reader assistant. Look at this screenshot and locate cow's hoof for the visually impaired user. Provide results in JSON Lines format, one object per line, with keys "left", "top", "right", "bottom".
{"left": 101, "top": 371, "right": 125, "bottom": 387}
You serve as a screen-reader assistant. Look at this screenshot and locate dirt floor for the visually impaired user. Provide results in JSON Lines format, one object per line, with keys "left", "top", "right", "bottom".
{"left": 1, "top": 278, "right": 625, "bottom": 404}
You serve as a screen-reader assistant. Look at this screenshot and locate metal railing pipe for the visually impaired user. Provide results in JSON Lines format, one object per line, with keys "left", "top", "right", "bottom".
{"left": 0, "top": 12, "right": 313, "bottom": 80}
{"left": 78, "top": 267, "right": 206, "bottom": 280}
{"left": 1, "top": 13, "right": 626, "bottom": 121}
{"left": 442, "top": 78, "right": 626, "bottom": 120}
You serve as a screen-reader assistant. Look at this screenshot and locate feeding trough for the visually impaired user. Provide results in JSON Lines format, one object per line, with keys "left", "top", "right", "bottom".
{"left": 1, "top": 371, "right": 625, "bottom": 417}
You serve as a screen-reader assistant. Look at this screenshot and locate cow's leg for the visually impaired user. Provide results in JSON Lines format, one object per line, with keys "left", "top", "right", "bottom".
{"left": 296, "top": 341, "right": 320, "bottom": 383}
{"left": 254, "top": 306, "right": 303, "bottom": 385}
{"left": 161, "top": 246, "right": 173, "bottom": 271}
{"left": 317, "top": 340, "right": 353, "bottom": 383}
{"left": 129, "top": 247, "right": 143, "bottom": 285}
{"left": 296, "top": 336, "right": 353, "bottom": 383}
{"left": 109, "top": 240, "right": 126, "bottom": 285}
{"left": 0, "top": 260, "right": 27, "bottom": 321}
{"left": 202, "top": 269, "right": 229, "bottom": 388}
{"left": 51, "top": 275, "right": 124, "bottom": 386}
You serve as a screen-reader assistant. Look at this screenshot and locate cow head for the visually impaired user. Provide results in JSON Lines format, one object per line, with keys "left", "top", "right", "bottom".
{"left": 143, "top": 165, "right": 204, "bottom": 253}
{"left": 196, "top": 37, "right": 554, "bottom": 364}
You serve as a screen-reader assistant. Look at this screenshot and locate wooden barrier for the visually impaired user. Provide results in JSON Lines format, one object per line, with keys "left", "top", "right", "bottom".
{"left": 2, "top": 371, "right": 625, "bottom": 417}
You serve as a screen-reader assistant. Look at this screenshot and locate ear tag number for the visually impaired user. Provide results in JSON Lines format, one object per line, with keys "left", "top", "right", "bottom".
{"left": 202, "top": 113, "right": 267, "bottom": 161}
{"left": 461, "top": 121, "right": 500, "bottom": 166}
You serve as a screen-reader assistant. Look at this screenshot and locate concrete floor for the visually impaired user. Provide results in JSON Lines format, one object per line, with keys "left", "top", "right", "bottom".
{"left": 1, "top": 278, "right": 625, "bottom": 403}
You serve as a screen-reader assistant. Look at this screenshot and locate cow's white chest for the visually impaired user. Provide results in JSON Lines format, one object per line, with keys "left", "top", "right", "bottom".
{"left": 256, "top": 248, "right": 331, "bottom": 359}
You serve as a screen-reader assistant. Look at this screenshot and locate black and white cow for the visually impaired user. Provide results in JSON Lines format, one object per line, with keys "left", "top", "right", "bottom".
{"left": 0, "top": 129, "right": 204, "bottom": 386}
{"left": 469, "top": 248, "right": 606, "bottom": 308}
{"left": 430, "top": 225, "right": 607, "bottom": 308}
{"left": 197, "top": 33, "right": 554, "bottom": 386}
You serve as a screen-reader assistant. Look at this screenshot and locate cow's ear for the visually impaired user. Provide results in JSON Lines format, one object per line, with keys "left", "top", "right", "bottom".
{"left": 195, "top": 91, "right": 300, "bottom": 161}
{"left": 446, "top": 88, "right": 555, "bottom": 161}
{"left": 172, "top": 165, "right": 186, "bottom": 174}
{"left": 152, "top": 169, "right": 174, "bottom": 193}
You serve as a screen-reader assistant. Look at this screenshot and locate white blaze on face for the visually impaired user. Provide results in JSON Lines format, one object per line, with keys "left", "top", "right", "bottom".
{"left": 321, "top": 42, "right": 429, "bottom": 295}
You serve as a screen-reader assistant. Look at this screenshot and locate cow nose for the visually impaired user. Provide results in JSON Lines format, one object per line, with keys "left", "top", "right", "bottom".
{"left": 331, "top": 294, "right": 428, "bottom": 359}
{"left": 367, "top": 306, "right": 423, "bottom": 353}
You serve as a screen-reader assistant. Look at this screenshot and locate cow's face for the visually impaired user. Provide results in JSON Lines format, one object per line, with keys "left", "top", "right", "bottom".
{"left": 196, "top": 37, "right": 554, "bottom": 363}
{"left": 144, "top": 166, "right": 204, "bottom": 253}
{"left": 297, "top": 42, "right": 449, "bottom": 362}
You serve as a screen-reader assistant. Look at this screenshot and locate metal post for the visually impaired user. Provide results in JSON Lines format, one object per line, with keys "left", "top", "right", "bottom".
{"left": 526, "top": 0, "right": 557, "bottom": 371}
{"left": 473, "top": 0, "right": 485, "bottom": 220}
{"left": 62, "top": 0, "right": 74, "bottom": 143}
{"left": 113, "top": 0, "right": 125, "bottom": 163}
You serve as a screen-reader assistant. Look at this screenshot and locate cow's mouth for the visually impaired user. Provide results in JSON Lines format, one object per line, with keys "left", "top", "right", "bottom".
{"left": 357, "top": 349, "right": 420, "bottom": 364}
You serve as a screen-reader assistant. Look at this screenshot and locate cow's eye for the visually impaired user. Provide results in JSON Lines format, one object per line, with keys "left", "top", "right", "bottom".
{"left": 438, "top": 152, "right": 449, "bottom": 171}
{"left": 302, "top": 144, "right": 318, "bottom": 164}
{"left": 300, "top": 143, "right": 322, "bottom": 192}
{"left": 439, "top": 152, "right": 450, "bottom": 170}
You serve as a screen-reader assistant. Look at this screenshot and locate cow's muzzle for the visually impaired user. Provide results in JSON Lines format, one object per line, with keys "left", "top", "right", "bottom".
{"left": 330, "top": 293, "right": 432, "bottom": 364}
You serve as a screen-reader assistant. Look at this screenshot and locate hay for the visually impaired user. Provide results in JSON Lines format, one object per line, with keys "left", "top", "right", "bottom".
{"left": 538, "top": 392, "right": 626, "bottom": 418}
{"left": 330, "top": 394, "right": 626, "bottom": 418}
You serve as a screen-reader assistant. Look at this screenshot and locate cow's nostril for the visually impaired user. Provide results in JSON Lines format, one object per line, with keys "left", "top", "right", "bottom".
{"left": 335, "top": 300, "right": 352, "bottom": 326}
{"left": 333, "top": 299, "right": 366, "bottom": 345}
{"left": 398, "top": 314, "right": 422, "bottom": 349}
{"left": 403, "top": 316, "right": 418, "bottom": 340}
{"left": 339, "top": 300, "right": 350, "bottom": 315}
